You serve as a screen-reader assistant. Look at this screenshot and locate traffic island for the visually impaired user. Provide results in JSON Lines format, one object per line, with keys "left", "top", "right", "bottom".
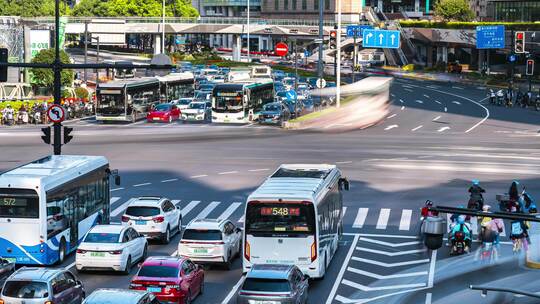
{"left": 284, "top": 76, "right": 392, "bottom": 132}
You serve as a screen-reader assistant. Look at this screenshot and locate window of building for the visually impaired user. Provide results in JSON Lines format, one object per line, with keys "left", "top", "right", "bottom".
{"left": 314, "top": 0, "right": 318, "bottom": 10}
{"left": 292, "top": 0, "right": 297, "bottom": 10}
{"left": 284, "top": 0, "right": 289, "bottom": 10}
{"left": 325, "top": 0, "right": 330, "bottom": 10}
{"left": 275, "top": 0, "right": 279, "bottom": 10}
{"left": 302, "top": 0, "right": 307, "bottom": 10}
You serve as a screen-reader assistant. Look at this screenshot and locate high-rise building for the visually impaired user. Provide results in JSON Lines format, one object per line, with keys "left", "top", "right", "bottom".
{"left": 487, "top": 0, "right": 540, "bottom": 21}
{"left": 470, "top": 0, "right": 488, "bottom": 20}
{"left": 261, "top": 0, "right": 363, "bottom": 22}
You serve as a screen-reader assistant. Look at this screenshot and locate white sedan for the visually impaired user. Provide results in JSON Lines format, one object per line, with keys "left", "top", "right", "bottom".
{"left": 76, "top": 225, "right": 148, "bottom": 274}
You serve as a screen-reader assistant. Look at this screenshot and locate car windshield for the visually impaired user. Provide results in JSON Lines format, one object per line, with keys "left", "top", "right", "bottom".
{"left": 2, "top": 281, "right": 49, "bottom": 299}
{"left": 182, "top": 229, "right": 222, "bottom": 240}
{"left": 199, "top": 85, "right": 214, "bottom": 91}
{"left": 84, "top": 233, "right": 120, "bottom": 243}
{"left": 189, "top": 103, "right": 205, "bottom": 109}
{"left": 242, "top": 278, "right": 291, "bottom": 292}
{"left": 264, "top": 104, "right": 280, "bottom": 111}
{"left": 138, "top": 265, "right": 179, "bottom": 278}
{"left": 125, "top": 206, "right": 160, "bottom": 217}
{"left": 179, "top": 99, "right": 192, "bottom": 105}
{"left": 154, "top": 104, "right": 171, "bottom": 111}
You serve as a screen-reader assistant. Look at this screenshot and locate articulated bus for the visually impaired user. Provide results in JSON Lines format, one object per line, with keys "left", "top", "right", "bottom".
{"left": 242, "top": 164, "right": 349, "bottom": 278}
{"left": 96, "top": 77, "right": 160, "bottom": 122}
{"left": 157, "top": 72, "right": 195, "bottom": 102}
{"left": 211, "top": 79, "right": 274, "bottom": 123}
{"left": 0, "top": 155, "right": 119, "bottom": 265}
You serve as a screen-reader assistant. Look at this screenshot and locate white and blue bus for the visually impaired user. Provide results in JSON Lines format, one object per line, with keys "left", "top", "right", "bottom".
{"left": 0, "top": 155, "right": 119, "bottom": 265}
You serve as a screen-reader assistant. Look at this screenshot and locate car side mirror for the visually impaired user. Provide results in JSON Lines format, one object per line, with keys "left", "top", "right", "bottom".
{"left": 235, "top": 227, "right": 242, "bottom": 233}
{"left": 43, "top": 292, "right": 49, "bottom": 298}
{"left": 115, "top": 175, "right": 121, "bottom": 186}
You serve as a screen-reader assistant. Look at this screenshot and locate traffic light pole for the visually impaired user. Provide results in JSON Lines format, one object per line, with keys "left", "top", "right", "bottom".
{"left": 317, "top": 0, "right": 324, "bottom": 80}
{"left": 511, "top": 30, "right": 515, "bottom": 89}
{"left": 53, "top": 0, "right": 62, "bottom": 155}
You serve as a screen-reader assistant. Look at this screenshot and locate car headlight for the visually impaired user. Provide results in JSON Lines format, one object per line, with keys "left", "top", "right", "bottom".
{"left": 198, "top": 110, "right": 204, "bottom": 114}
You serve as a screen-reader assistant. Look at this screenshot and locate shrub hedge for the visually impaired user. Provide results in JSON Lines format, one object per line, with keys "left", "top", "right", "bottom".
{"left": 399, "top": 20, "right": 540, "bottom": 30}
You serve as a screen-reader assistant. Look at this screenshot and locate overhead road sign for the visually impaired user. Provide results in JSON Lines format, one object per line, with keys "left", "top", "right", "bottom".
{"left": 346, "top": 25, "right": 373, "bottom": 38}
{"left": 476, "top": 25, "right": 505, "bottom": 49}
{"left": 362, "top": 29, "right": 400, "bottom": 49}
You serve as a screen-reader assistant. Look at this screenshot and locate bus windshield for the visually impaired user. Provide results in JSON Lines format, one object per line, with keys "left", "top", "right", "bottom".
{"left": 0, "top": 189, "right": 39, "bottom": 219}
{"left": 245, "top": 202, "right": 315, "bottom": 236}
{"left": 98, "top": 94, "right": 124, "bottom": 115}
{"left": 214, "top": 94, "right": 243, "bottom": 113}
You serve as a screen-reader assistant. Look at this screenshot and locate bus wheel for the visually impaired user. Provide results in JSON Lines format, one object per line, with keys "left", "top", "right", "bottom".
{"left": 58, "top": 239, "right": 66, "bottom": 264}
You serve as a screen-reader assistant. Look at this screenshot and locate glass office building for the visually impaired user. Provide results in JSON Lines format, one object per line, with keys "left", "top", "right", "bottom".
{"left": 488, "top": 0, "right": 540, "bottom": 21}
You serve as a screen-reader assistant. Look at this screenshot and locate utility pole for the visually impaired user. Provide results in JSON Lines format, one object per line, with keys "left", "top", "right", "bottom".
{"left": 162, "top": 0, "right": 166, "bottom": 54}
{"left": 84, "top": 21, "right": 88, "bottom": 84}
{"left": 317, "top": 0, "right": 324, "bottom": 79}
{"left": 294, "top": 39, "right": 298, "bottom": 117}
{"left": 336, "top": 0, "right": 341, "bottom": 108}
{"left": 53, "top": 0, "right": 62, "bottom": 155}
{"left": 247, "top": 0, "right": 251, "bottom": 62}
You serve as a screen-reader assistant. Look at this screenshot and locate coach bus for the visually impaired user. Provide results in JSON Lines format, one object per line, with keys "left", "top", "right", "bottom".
{"left": 242, "top": 164, "right": 349, "bottom": 278}
{"left": 211, "top": 79, "right": 274, "bottom": 123}
{"left": 0, "top": 155, "right": 120, "bottom": 265}
{"left": 96, "top": 77, "right": 160, "bottom": 122}
{"left": 157, "top": 72, "right": 195, "bottom": 102}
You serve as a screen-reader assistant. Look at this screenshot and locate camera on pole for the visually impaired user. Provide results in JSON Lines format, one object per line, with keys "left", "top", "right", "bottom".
{"left": 515, "top": 31, "right": 525, "bottom": 53}
{"left": 329, "top": 30, "right": 337, "bottom": 50}
{"left": 0, "top": 48, "right": 7, "bottom": 82}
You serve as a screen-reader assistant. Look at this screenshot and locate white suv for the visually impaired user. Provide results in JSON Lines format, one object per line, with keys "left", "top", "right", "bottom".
{"left": 178, "top": 218, "right": 242, "bottom": 269}
{"left": 121, "top": 197, "right": 182, "bottom": 244}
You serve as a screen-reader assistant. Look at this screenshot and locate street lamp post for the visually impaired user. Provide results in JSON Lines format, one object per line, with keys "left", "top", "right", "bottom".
{"left": 162, "top": 0, "right": 166, "bottom": 54}
{"left": 336, "top": 0, "right": 342, "bottom": 108}
{"left": 247, "top": 0, "right": 250, "bottom": 62}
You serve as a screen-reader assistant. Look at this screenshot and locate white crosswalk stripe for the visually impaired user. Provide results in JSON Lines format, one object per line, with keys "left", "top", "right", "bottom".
{"left": 172, "top": 200, "right": 181, "bottom": 205}
{"left": 181, "top": 201, "right": 200, "bottom": 217}
{"left": 376, "top": 208, "right": 391, "bottom": 230}
{"left": 110, "top": 197, "right": 120, "bottom": 205}
{"left": 111, "top": 198, "right": 135, "bottom": 217}
{"left": 194, "top": 201, "right": 220, "bottom": 220}
{"left": 238, "top": 215, "right": 245, "bottom": 223}
{"left": 399, "top": 209, "right": 412, "bottom": 231}
{"left": 217, "top": 202, "right": 242, "bottom": 220}
{"left": 342, "top": 207, "right": 348, "bottom": 218}
{"left": 352, "top": 208, "right": 369, "bottom": 228}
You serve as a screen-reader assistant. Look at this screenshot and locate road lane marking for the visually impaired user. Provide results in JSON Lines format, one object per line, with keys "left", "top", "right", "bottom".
{"left": 438, "top": 126, "right": 450, "bottom": 132}
{"left": 342, "top": 207, "right": 348, "bottom": 218}
{"left": 133, "top": 182, "right": 151, "bottom": 187}
{"left": 376, "top": 208, "right": 390, "bottom": 229}
{"left": 356, "top": 247, "right": 426, "bottom": 256}
{"left": 432, "top": 115, "right": 441, "bottom": 121}
{"left": 342, "top": 279, "right": 426, "bottom": 292}
{"left": 387, "top": 114, "right": 397, "bottom": 119}
{"left": 411, "top": 125, "right": 423, "bottom": 131}
{"left": 352, "top": 208, "right": 369, "bottom": 228}
{"left": 194, "top": 201, "right": 220, "bottom": 219}
{"left": 110, "top": 197, "right": 120, "bottom": 205}
{"left": 391, "top": 93, "right": 395, "bottom": 97}
{"left": 428, "top": 250, "right": 437, "bottom": 288}
{"left": 452, "top": 86, "right": 464, "bottom": 90}
{"left": 238, "top": 215, "right": 245, "bottom": 223}
{"left": 325, "top": 234, "right": 360, "bottom": 304}
{"left": 352, "top": 256, "right": 429, "bottom": 267}
{"left": 218, "top": 171, "right": 239, "bottom": 175}
{"left": 248, "top": 168, "right": 270, "bottom": 172}
{"left": 217, "top": 202, "right": 242, "bottom": 220}
{"left": 190, "top": 174, "right": 208, "bottom": 178}
{"left": 359, "top": 237, "right": 420, "bottom": 247}
{"left": 399, "top": 99, "right": 404, "bottom": 103}
{"left": 374, "top": 162, "right": 540, "bottom": 176}
{"left": 384, "top": 125, "right": 398, "bottom": 131}
{"left": 347, "top": 267, "right": 427, "bottom": 279}
{"left": 64, "top": 261, "right": 76, "bottom": 271}
{"left": 111, "top": 198, "right": 136, "bottom": 217}
{"left": 399, "top": 209, "right": 412, "bottom": 231}
{"left": 111, "top": 187, "right": 124, "bottom": 192}
{"left": 415, "top": 100, "right": 424, "bottom": 104}
{"left": 335, "top": 161, "right": 353, "bottom": 164}
{"left": 423, "top": 94, "right": 430, "bottom": 98}
{"left": 434, "top": 100, "right": 441, "bottom": 104}
{"left": 444, "top": 107, "right": 447, "bottom": 112}
{"left": 401, "top": 106, "right": 405, "bottom": 110}
{"left": 405, "top": 88, "right": 413, "bottom": 92}
{"left": 452, "top": 101, "right": 462, "bottom": 105}
{"left": 181, "top": 201, "right": 200, "bottom": 217}
{"left": 161, "top": 178, "right": 178, "bottom": 183}
{"left": 221, "top": 275, "right": 246, "bottom": 304}
{"left": 425, "top": 293, "right": 432, "bottom": 304}
{"left": 171, "top": 200, "right": 181, "bottom": 206}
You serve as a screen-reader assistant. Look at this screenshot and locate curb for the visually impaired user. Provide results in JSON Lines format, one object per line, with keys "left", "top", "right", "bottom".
{"left": 525, "top": 252, "right": 540, "bottom": 269}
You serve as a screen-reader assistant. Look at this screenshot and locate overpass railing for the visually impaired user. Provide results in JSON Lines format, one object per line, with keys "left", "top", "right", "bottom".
{"left": 23, "top": 16, "right": 339, "bottom": 27}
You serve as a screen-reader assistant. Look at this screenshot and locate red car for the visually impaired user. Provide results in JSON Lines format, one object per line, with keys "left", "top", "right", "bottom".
{"left": 147, "top": 103, "right": 181, "bottom": 123}
{"left": 130, "top": 256, "right": 204, "bottom": 304}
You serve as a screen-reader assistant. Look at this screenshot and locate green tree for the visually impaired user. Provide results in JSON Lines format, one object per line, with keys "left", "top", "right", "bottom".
{"left": 30, "top": 48, "right": 74, "bottom": 88}
{"left": 435, "top": 0, "right": 475, "bottom": 21}
{"left": 0, "top": 0, "right": 70, "bottom": 17}
{"left": 72, "top": 0, "right": 198, "bottom": 17}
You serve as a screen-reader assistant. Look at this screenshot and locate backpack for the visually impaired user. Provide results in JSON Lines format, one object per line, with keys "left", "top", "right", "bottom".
{"left": 511, "top": 221, "right": 523, "bottom": 236}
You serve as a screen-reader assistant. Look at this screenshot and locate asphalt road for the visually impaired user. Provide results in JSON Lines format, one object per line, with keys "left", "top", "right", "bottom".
{"left": 1, "top": 76, "right": 540, "bottom": 304}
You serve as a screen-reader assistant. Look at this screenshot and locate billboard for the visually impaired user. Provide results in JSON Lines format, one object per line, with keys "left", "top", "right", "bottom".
{"left": 29, "top": 30, "right": 51, "bottom": 59}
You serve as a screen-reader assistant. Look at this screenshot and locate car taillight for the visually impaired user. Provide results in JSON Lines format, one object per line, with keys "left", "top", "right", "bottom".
{"left": 76, "top": 249, "right": 86, "bottom": 254}
{"left": 44, "top": 301, "right": 53, "bottom": 304}
{"left": 311, "top": 240, "right": 317, "bottom": 262}
{"left": 421, "top": 207, "right": 428, "bottom": 217}
{"left": 0, "top": 299, "right": 4, "bottom": 304}
{"left": 110, "top": 250, "right": 123, "bottom": 255}
{"left": 153, "top": 216, "right": 165, "bottom": 223}
{"left": 121, "top": 215, "right": 130, "bottom": 222}
{"left": 455, "top": 232, "right": 464, "bottom": 241}
{"left": 244, "top": 240, "right": 250, "bottom": 261}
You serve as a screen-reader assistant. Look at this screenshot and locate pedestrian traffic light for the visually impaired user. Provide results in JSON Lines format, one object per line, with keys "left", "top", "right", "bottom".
{"left": 0, "top": 48, "right": 7, "bottom": 83}
{"left": 329, "top": 30, "right": 337, "bottom": 50}
{"left": 515, "top": 31, "right": 525, "bottom": 53}
{"left": 63, "top": 126, "right": 73, "bottom": 144}
{"left": 41, "top": 127, "right": 51, "bottom": 145}
{"left": 526, "top": 59, "right": 534, "bottom": 76}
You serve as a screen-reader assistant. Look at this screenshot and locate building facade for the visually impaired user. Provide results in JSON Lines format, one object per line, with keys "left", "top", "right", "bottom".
{"left": 487, "top": 0, "right": 540, "bottom": 21}
{"left": 470, "top": 0, "right": 488, "bottom": 20}
{"left": 261, "top": 0, "right": 363, "bottom": 22}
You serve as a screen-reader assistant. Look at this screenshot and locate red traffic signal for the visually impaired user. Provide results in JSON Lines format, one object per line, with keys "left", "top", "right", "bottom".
{"left": 517, "top": 32, "right": 524, "bottom": 39}
{"left": 515, "top": 31, "right": 525, "bottom": 53}
{"left": 330, "top": 31, "right": 337, "bottom": 38}
{"left": 329, "top": 30, "right": 337, "bottom": 49}
{"left": 526, "top": 59, "right": 534, "bottom": 76}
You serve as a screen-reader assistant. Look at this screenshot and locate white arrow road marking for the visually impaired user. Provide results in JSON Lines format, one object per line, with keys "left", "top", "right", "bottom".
{"left": 432, "top": 115, "right": 441, "bottom": 121}
{"left": 411, "top": 125, "right": 423, "bottom": 131}
{"left": 347, "top": 267, "right": 427, "bottom": 279}
{"left": 434, "top": 100, "right": 441, "bottom": 104}
{"left": 415, "top": 100, "right": 424, "bottom": 104}
{"left": 356, "top": 247, "right": 426, "bottom": 256}
{"left": 352, "top": 256, "right": 430, "bottom": 267}
{"left": 387, "top": 114, "right": 397, "bottom": 119}
{"left": 342, "top": 279, "right": 426, "bottom": 292}
{"left": 359, "top": 237, "right": 421, "bottom": 247}
{"left": 438, "top": 126, "right": 450, "bottom": 132}
{"left": 452, "top": 101, "right": 461, "bottom": 105}
{"left": 384, "top": 125, "right": 398, "bottom": 131}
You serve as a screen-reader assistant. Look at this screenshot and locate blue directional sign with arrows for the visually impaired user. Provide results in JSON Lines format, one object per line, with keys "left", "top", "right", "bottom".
{"left": 346, "top": 25, "right": 373, "bottom": 38}
{"left": 362, "top": 29, "right": 401, "bottom": 49}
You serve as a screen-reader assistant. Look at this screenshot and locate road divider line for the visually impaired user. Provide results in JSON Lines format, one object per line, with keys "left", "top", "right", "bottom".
{"left": 110, "top": 197, "right": 120, "bottom": 205}
{"left": 238, "top": 215, "right": 245, "bottom": 223}
{"left": 111, "top": 187, "right": 124, "bottom": 192}
{"left": 399, "top": 209, "right": 412, "bottom": 231}
{"left": 218, "top": 202, "right": 242, "bottom": 220}
{"left": 359, "top": 237, "right": 420, "bottom": 247}
{"left": 387, "top": 114, "right": 397, "bottom": 119}
{"left": 342, "top": 207, "right": 348, "bottom": 218}
{"left": 218, "top": 171, "right": 239, "bottom": 175}
{"left": 434, "top": 100, "right": 441, "bottom": 105}
{"left": 352, "top": 256, "right": 429, "bottom": 267}
{"left": 432, "top": 116, "right": 441, "bottom": 121}
{"left": 342, "top": 279, "right": 426, "bottom": 292}
{"left": 428, "top": 250, "right": 437, "bottom": 288}
{"left": 343, "top": 232, "right": 418, "bottom": 239}
{"left": 133, "top": 182, "right": 151, "bottom": 187}
{"left": 161, "top": 178, "right": 178, "bottom": 183}
{"left": 352, "top": 208, "right": 369, "bottom": 228}
{"left": 376, "top": 208, "right": 390, "bottom": 229}
{"left": 411, "top": 125, "right": 423, "bottom": 132}
{"left": 425, "top": 293, "right": 432, "bottom": 304}
{"left": 181, "top": 201, "right": 200, "bottom": 217}
{"left": 335, "top": 161, "right": 353, "bottom": 164}
{"left": 399, "top": 99, "right": 404, "bottom": 103}
{"left": 356, "top": 247, "right": 426, "bottom": 256}
{"left": 325, "top": 234, "right": 360, "bottom": 304}
{"left": 423, "top": 94, "right": 430, "bottom": 98}
{"left": 248, "top": 168, "right": 270, "bottom": 172}
{"left": 401, "top": 106, "right": 405, "bottom": 110}
{"left": 194, "top": 201, "right": 220, "bottom": 220}
{"left": 438, "top": 126, "right": 450, "bottom": 132}
{"left": 384, "top": 125, "right": 398, "bottom": 131}
{"left": 221, "top": 275, "right": 246, "bottom": 304}
{"left": 111, "top": 198, "right": 136, "bottom": 217}
{"left": 190, "top": 174, "right": 208, "bottom": 178}
{"left": 64, "top": 261, "right": 76, "bottom": 271}
{"left": 415, "top": 100, "right": 424, "bottom": 104}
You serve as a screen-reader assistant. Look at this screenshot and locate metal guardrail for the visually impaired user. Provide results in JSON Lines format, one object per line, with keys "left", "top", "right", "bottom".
{"left": 23, "top": 16, "right": 338, "bottom": 27}
{"left": 469, "top": 285, "right": 540, "bottom": 299}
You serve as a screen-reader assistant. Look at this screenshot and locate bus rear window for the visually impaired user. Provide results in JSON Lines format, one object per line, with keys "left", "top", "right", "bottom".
{"left": 245, "top": 203, "right": 315, "bottom": 235}
{"left": 0, "top": 188, "right": 39, "bottom": 219}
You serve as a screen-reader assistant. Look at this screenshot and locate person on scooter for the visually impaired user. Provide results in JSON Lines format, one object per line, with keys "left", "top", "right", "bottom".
{"left": 509, "top": 180, "right": 521, "bottom": 211}
{"left": 468, "top": 180, "right": 485, "bottom": 211}
{"left": 480, "top": 205, "right": 503, "bottom": 246}
{"left": 489, "top": 89, "right": 496, "bottom": 104}
{"left": 510, "top": 216, "right": 530, "bottom": 251}
{"left": 449, "top": 215, "right": 472, "bottom": 253}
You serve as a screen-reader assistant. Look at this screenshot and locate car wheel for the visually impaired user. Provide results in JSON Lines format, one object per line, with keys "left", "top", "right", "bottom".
{"left": 57, "top": 238, "right": 66, "bottom": 265}
{"left": 224, "top": 252, "right": 232, "bottom": 270}
{"left": 199, "top": 277, "right": 205, "bottom": 295}
{"left": 141, "top": 246, "right": 148, "bottom": 262}
{"left": 162, "top": 226, "right": 171, "bottom": 244}
{"left": 122, "top": 256, "right": 132, "bottom": 275}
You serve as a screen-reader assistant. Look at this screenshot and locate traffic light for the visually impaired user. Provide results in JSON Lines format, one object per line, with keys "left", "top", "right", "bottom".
{"left": 526, "top": 59, "right": 534, "bottom": 76}
{"left": 0, "top": 48, "right": 7, "bottom": 83}
{"left": 63, "top": 126, "right": 73, "bottom": 144}
{"left": 329, "top": 30, "right": 337, "bottom": 50}
{"left": 41, "top": 127, "right": 51, "bottom": 145}
{"left": 515, "top": 31, "right": 525, "bottom": 53}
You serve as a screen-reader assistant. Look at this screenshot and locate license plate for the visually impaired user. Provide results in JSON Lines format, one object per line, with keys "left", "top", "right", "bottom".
{"left": 153, "top": 117, "right": 160, "bottom": 120}
{"left": 265, "top": 119, "right": 273, "bottom": 123}
{"left": 147, "top": 287, "right": 162, "bottom": 293}
{"left": 224, "top": 119, "right": 230, "bottom": 122}
{"left": 194, "top": 248, "right": 208, "bottom": 254}
{"left": 90, "top": 252, "right": 105, "bottom": 257}
{"left": 135, "top": 220, "right": 147, "bottom": 225}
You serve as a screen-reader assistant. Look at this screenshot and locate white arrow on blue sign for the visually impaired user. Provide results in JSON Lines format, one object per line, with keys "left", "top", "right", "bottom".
{"left": 362, "top": 29, "right": 401, "bottom": 49}
{"left": 286, "top": 90, "right": 297, "bottom": 101}
{"left": 346, "top": 25, "right": 373, "bottom": 38}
